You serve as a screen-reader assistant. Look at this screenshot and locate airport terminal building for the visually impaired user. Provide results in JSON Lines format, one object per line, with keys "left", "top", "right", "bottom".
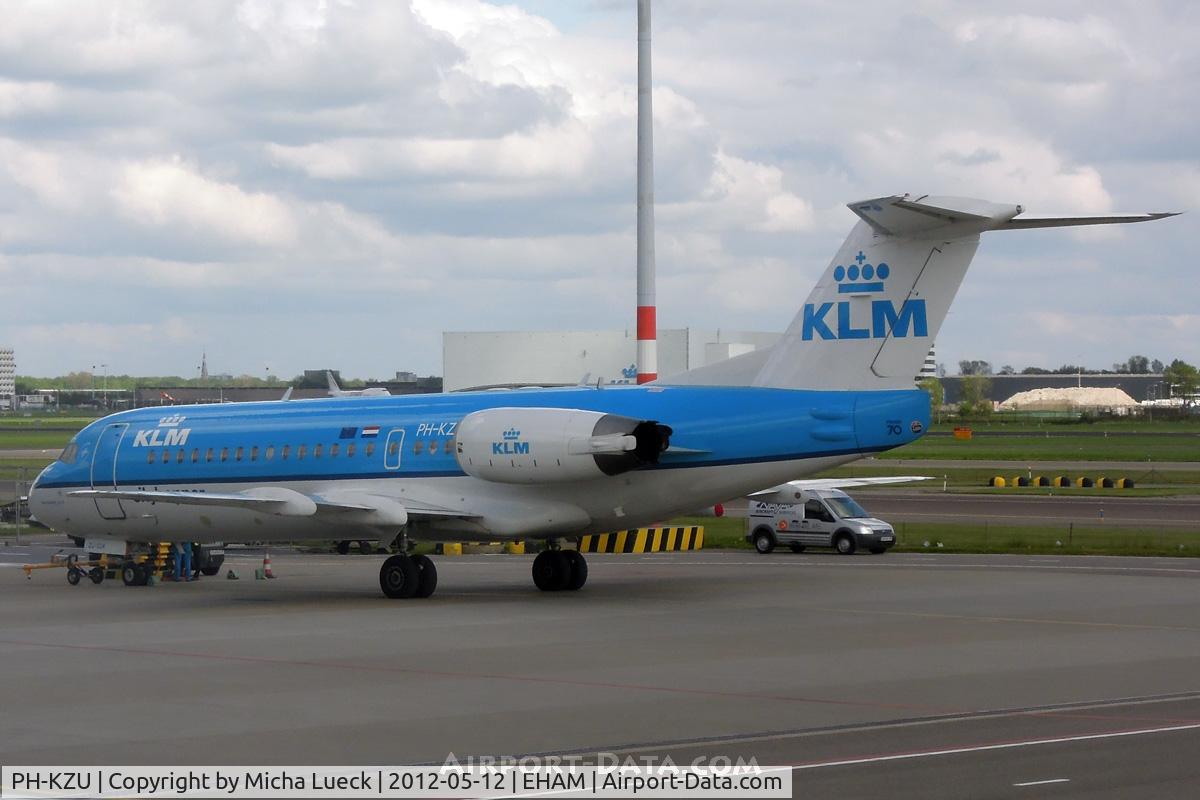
{"left": 442, "top": 329, "right": 781, "bottom": 391}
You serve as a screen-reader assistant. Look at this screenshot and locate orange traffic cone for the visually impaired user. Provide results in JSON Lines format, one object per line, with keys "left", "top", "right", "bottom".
{"left": 263, "top": 553, "right": 276, "bottom": 579}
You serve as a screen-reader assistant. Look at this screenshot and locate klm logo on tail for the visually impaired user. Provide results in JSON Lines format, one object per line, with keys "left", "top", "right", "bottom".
{"left": 803, "top": 251, "right": 927, "bottom": 341}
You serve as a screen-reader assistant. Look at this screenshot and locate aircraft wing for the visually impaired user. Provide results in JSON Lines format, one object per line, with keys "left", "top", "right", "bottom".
{"left": 69, "top": 487, "right": 319, "bottom": 516}
{"left": 69, "top": 487, "right": 480, "bottom": 523}
{"left": 748, "top": 476, "right": 932, "bottom": 499}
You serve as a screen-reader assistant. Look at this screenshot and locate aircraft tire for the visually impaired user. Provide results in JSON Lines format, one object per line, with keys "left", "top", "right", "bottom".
{"left": 834, "top": 533, "right": 857, "bottom": 555}
{"left": 412, "top": 554, "right": 438, "bottom": 598}
{"left": 752, "top": 528, "right": 775, "bottom": 554}
{"left": 379, "top": 554, "right": 420, "bottom": 599}
{"left": 788, "top": 543, "right": 806, "bottom": 553}
{"left": 532, "top": 550, "right": 569, "bottom": 591}
{"left": 335, "top": 540, "right": 351, "bottom": 555}
{"left": 358, "top": 540, "right": 374, "bottom": 554}
{"left": 563, "top": 550, "right": 588, "bottom": 591}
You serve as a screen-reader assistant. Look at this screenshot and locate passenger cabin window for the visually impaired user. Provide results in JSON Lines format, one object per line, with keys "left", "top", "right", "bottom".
{"left": 147, "top": 450, "right": 155, "bottom": 465}
{"left": 220, "top": 447, "right": 229, "bottom": 463}
{"left": 206, "top": 448, "right": 214, "bottom": 463}
{"left": 161, "top": 450, "right": 170, "bottom": 464}
{"left": 366, "top": 442, "right": 376, "bottom": 458}
{"left": 330, "top": 443, "right": 339, "bottom": 458}
{"left": 281, "top": 445, "right": 290, "bottom": 460}
{"left": 191, "top": 448, "right": 199, "bottom": 463}
{"left": 235, "top": 447, "right": 244, "bottom": 462}
{"left": 313, "top": 444, "right": 322, "bottom": 458}
{"left": 413, "top": 440, "right": 424, "bottom": 455}
{"left": 265, "top": 446, "right": 274, "bottom": 461}
{"left": 176, "top": 449, "right": 185, "bottom": 464}
{"left": 346, "top": 443, "right": 355, "bottom": 457}
{"left": 297, "top": 445, "right": 306, "bottom": 460}
{"left": 429, "top": 440, "right": 439, "bottom": 455}
{"left": 250, "top": 446, "right": 259, "bottom": 462}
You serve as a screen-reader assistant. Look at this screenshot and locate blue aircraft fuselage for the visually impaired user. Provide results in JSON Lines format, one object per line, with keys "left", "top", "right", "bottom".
{"left": 30, "top": 384, "right": 929, "bottom": 543}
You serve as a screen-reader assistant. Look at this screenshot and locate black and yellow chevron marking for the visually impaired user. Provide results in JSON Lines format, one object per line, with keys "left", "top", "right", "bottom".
{"left": 579, "top": 526, "right": 704, "bottom": 554}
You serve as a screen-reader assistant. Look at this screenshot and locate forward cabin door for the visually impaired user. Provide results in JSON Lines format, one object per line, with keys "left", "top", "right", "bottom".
{"left": 90, "top": 422, "right": 128, "bottom": 520}
{"left": 384, "top": 428, "right": 405, "bottom": 470}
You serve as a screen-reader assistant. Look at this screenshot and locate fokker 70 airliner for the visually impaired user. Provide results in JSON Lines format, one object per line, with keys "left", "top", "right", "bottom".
{"left": 28, "top": 195, "right": 1175, "bottom": 598}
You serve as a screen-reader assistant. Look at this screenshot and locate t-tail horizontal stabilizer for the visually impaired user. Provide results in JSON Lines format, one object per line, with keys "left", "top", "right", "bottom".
{"left": 665, "top": 194, "right": 1178, "bottom": 392}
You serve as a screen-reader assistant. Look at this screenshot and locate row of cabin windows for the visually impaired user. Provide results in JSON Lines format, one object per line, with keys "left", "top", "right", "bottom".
{"left": 144, "top": 438, "right": 450, "bottom": 466}
{"left": 147, "top": 441, "right": 379, "bottom": 465}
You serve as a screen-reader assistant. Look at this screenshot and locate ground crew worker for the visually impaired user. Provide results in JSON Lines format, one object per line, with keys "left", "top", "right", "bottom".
{"left": 172, "top": 541, "right": 194, "bottom": 581}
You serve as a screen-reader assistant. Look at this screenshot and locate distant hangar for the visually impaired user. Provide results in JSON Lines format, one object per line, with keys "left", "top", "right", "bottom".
{"left": 442, "top": 329, "right": 780, "bottom": 392}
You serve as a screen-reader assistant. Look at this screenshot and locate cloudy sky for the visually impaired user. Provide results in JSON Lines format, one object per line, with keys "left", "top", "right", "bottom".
{"left": 1, "top": 0, "right": 1196, "bottom": 380}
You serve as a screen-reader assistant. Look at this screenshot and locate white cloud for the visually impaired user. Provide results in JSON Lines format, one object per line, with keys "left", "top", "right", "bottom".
{"left": 111, "top": 158, "right": 299, "bottom": 247}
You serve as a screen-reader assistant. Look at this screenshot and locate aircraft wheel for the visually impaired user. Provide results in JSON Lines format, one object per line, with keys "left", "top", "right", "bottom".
{"left": 412, "top": 554, "right": 438, "bottom": 598}
{"left": 89, "top": 567, "right": 105, "bottom": 584}
{"left": 532, "top": 550, "right": 569, "bottom": 591}
{"left": 834, "top": 533, "right": 857, "bottom": 555}
{"left": 379, "top": 554, "right": 419, "bottom": 599}
{"left": 752, "top": 528, "right": 775, "bottom": 554}
{"left": 563, "top": 550, "right": 588, "bottom": 591}
{"left": 788, "top": 543, "right": 806, "bottom": 553}
{"left": 335, "top": 540, "right": 351, "bottom": 555}
{"left": 122, "top": 563, "right": 141, "bottom": 586}
{"left": 67, "top": 568, "right": 82, "bottom": 586}
{"left": 358, "top": 540, "right": 373, "bottom": 554}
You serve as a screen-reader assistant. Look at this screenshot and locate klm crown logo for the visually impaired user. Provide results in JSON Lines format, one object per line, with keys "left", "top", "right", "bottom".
{"left": 834, "top": 251, "right": 890, "bottom": 294}
{"left": 493, "top": 427, "right": 529, "bottom": 456}
{"left": 802, "top": 251, "right": 928, "bottom": 342}
{"left": 157, "top": 414, "right": 186, "bottom": 427}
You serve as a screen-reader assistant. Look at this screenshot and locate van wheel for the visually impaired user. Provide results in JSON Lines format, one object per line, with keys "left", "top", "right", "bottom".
{"left": 834, "top": 533, "right": 856, "bottom": 555}
{"left": 788, "top": 543, "right": 806, "bottom": 553}
{"left": 753, "top": 529, "right": 775, "bottom": 554}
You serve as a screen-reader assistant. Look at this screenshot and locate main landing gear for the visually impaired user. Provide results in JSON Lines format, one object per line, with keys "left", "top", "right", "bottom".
{"left": 532, "top": 549, "right": 587, "bottom": 592}
{"left": 379, "top": 554, "right": 438, "bottom": 599}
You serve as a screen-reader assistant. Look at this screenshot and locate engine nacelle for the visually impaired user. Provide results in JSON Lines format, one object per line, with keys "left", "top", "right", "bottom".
{"left": 455, "top": 407, "right": 671, "bottom": 485}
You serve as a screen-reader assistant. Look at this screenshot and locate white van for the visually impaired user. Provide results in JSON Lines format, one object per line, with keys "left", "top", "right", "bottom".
{"left": 746, "top": 488, "right": 895, "bottom": 555}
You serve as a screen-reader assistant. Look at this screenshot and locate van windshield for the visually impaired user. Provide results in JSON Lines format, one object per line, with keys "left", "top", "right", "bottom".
{"left": 825, "top": 495, "right": 869, "bottom": 519}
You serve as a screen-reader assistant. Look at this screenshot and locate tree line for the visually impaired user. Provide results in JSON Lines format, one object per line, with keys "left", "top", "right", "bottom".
{"left": 957, "top": 355, "right": 1174, "bottom": 376}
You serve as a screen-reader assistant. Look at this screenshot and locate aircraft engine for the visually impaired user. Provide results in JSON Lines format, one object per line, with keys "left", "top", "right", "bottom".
{"left": 455, "top": 407, "right": 671, "bottom": 485}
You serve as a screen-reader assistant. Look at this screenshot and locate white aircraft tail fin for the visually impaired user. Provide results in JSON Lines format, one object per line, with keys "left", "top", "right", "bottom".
{"left": 664, "top": 194, "right": 1176, "bottom": 391}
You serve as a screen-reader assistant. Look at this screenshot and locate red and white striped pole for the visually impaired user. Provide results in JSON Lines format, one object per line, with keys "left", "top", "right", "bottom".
{"left": 636, "top": 0, "right": 657, "bottom": 383}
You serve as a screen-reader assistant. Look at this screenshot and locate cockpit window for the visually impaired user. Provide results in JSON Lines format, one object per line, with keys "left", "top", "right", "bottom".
{"left": 59, "top": 442, "right": 79, "bottom": 464}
